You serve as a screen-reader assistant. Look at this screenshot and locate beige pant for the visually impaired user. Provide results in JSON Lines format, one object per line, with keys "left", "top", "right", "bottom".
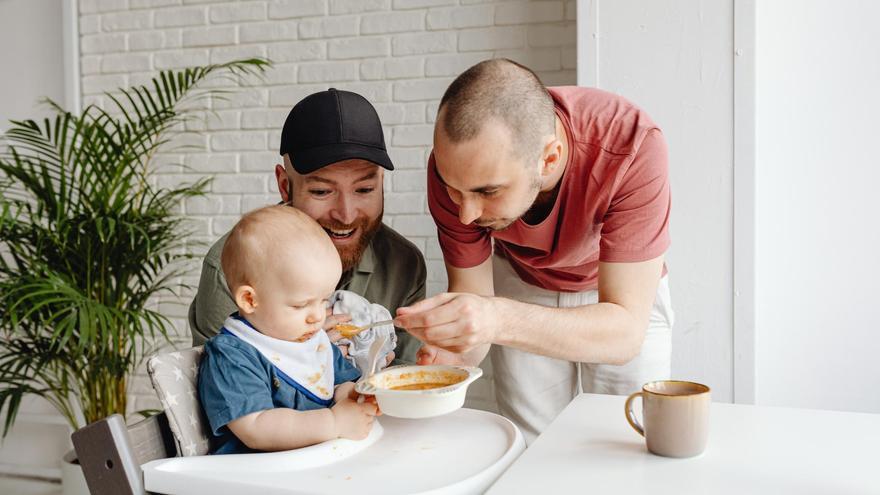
{"left": 490, "top": 254, "right": 674, "bottom": 444}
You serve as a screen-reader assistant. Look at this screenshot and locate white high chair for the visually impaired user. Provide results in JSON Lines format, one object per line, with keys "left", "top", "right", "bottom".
{"left": 72, "top": 346, "right": 210, "bottom": 494}
{"left": 72, "top": 346, "right": 526, "bottom": 495}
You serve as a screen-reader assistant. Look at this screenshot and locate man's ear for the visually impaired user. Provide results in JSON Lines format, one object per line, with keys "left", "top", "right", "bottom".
{"left": 539, "top": 135, "right": 564, "bottom": 178}
{"left": 275, "top": 163, "right": 291, "bottom": 203}
{"left": 234, "top": 285, "right": 258, "bottom": 315}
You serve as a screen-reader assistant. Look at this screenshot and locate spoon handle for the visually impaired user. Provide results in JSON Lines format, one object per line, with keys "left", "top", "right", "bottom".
{"left": 361, "top": 318, "right": 394, "bottom": 331}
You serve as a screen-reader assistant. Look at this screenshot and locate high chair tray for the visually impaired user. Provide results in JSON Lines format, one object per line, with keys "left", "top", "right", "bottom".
{"left": 143, "top": 408, "right": 525, "bottom": 495}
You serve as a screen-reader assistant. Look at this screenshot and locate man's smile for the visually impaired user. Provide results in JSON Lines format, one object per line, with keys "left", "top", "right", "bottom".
{"left": 324, "top": 226, "right": 357, "bottom": 241}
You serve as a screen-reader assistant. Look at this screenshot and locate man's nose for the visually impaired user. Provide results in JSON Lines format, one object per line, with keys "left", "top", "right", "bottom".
{"left": 329, "top": 194, "right": 357, "bottom": 225}
{"left": 458, "top": 199, "right": 482, "bottom": 225}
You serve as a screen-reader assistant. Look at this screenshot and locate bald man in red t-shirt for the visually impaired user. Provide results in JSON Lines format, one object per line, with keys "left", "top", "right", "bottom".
{"left": 395, "top": 59, "right": 674, "bottom": 442}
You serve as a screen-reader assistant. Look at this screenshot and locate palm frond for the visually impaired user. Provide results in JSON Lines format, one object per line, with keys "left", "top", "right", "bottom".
{"left": 0, "top": 57, "right": 270, "bottom": 434}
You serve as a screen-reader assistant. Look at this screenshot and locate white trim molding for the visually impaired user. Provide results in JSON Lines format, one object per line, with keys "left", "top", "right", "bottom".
{"left": 576, "top": 0, "right": 599, "bottom": 87}
{"left": 733, "top": 0, "right": 757, "bottom": 404}
{"left": 62, "top": 0, "right": 80, "bottom": 113}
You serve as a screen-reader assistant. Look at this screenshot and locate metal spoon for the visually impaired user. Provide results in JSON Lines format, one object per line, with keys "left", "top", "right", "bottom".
{"left": 356, "top": 333, "right": 388, "bottom": 404}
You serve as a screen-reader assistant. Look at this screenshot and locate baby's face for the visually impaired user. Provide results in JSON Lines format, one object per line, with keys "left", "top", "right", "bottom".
{"left": 249, "top": 253, "right": 340, "bottom": 342}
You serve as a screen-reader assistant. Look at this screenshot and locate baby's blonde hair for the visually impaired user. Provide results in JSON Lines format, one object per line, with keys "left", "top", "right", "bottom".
{"left": 221, "top": 205, "right": 338, "bottom": 293}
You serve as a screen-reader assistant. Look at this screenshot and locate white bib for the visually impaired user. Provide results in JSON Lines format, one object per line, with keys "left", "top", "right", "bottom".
{"left": 222, "top": 316, "right": 335, "bottom": 402}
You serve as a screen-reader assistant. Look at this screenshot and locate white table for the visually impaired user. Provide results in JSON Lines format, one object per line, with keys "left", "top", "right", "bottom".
{"left": 487, "top": 393, "right": 880, "bottom": 494}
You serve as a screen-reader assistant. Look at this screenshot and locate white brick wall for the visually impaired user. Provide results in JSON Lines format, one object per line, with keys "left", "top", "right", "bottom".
{"left": 76, "top": 0, "right": 575, "bottom": 421}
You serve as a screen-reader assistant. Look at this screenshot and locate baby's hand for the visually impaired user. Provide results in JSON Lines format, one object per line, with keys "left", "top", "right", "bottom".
{"left": 335, "top": 382, "right": 381, "bottom": 411}
{"left": 331, "top": 392, "right": 378, "bottom": 440}
{"left": 333, "top": 381, "right": 355, "bottom": 402}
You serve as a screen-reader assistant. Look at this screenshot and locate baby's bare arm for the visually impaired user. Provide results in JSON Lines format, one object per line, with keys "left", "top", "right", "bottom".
{"left": 227, "top": 392, "right": 379, "bottom": 451}
{"left": 227, "top": 407, "right": 337, "bottom": 451}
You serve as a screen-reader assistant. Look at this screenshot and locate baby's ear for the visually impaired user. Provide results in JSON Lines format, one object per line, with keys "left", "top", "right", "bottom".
{"left": 234, "top": 285, "right": 258, "bottom": 314}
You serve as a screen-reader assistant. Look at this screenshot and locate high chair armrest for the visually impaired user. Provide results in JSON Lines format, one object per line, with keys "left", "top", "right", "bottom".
{"left": 72, "top": 412, "right": 176, "bottom": 495}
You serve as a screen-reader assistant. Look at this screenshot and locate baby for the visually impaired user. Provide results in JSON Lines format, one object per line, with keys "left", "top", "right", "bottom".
{"left": 198, "top": 205, "right": 380, "bottom": 455}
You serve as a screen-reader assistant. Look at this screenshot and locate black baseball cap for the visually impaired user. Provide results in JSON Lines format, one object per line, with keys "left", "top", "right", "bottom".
{"left": 279, "top": 88, "right": 394, "bottom": 174}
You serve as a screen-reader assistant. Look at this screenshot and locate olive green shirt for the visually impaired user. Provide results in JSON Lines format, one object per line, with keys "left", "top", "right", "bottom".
{"left": 188, "top": 224, "right": 427, "bottom": 364}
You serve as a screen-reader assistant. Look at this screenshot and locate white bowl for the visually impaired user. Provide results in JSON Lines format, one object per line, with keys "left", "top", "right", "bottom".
{"left": 354, "top": 364, "right": 483, "bottom": 419}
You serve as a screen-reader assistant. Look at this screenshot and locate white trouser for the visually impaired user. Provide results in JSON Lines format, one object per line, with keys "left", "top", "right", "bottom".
{"left": 490, "top": 254, "right": 674, "bottom": 444}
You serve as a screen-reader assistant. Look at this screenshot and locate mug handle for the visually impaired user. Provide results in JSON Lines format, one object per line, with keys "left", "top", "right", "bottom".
{"left": 624, "top": 391, "right": 645, "bottom": 437}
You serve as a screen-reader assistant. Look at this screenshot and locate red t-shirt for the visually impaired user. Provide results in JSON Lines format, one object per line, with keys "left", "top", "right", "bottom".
{"left": 427, "top": 86, "right": 671, "bottom": 292}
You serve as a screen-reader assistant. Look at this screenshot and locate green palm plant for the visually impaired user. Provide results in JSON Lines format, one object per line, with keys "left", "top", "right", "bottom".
{"left": 0, "top": 58, "right": 269, "bottom": 436}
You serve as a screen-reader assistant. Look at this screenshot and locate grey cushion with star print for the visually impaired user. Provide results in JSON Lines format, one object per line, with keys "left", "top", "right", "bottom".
{"left": 146, "top": 346, "right": 212, "bottom": 456}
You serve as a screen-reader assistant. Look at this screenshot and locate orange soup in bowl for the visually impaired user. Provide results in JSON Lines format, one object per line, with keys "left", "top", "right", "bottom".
{"left": 391, "top": 382, "right": 455, "bottom": 391}
{"left": 380, "top": 370, "right": 466, "bottom": 391}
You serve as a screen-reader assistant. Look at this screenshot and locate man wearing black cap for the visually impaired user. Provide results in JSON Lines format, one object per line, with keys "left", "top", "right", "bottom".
{"left": 188, "top": 89, "right": 427, "bottom": 365}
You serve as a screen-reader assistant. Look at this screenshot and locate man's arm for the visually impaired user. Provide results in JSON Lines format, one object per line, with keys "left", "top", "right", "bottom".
{"left": 498, "top": 256, "right": 663, "bottom": 364}
{"left": 398, "top": 256, "right": 494, "bottom": 366}
{"left": 446, "top": 256, "right": 494, "bottom": 296}
{"left": 189, "top": 256, "right": 237, "bottom": 346}
{"left": 397, "top": 255, "right": 664, "bottom": 365}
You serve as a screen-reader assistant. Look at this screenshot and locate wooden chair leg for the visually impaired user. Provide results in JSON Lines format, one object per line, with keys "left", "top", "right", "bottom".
{"left": 71, "top": 413, "right": 175, "bottom": 495}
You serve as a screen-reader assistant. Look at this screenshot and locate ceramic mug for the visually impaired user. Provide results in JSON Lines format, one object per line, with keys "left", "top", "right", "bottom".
{"left": 624, "top": 380, "right": 711, "bottom": 458}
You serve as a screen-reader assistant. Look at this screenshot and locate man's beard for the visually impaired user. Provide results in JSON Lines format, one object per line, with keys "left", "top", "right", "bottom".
{"left": 478, "top": 174, "right": 543, "bottom": 231}
{"left": 321, "top": 210, "right": 383, "bottom": 272}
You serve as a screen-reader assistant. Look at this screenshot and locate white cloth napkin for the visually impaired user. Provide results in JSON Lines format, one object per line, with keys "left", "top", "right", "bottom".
{"left": 329, "top": 290, "right": 397, "bottom": 374}
{"left": 222, "top": 316, "right": 335, "bottom": 401}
